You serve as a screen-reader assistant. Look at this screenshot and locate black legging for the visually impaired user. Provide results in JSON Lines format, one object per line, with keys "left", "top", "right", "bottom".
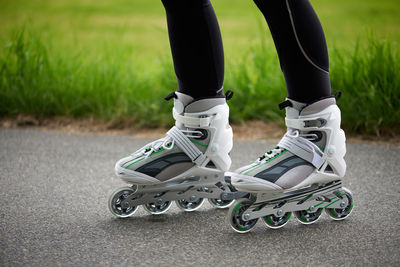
{"left": 161, "top": 0, "right": 331, "bottom": 103}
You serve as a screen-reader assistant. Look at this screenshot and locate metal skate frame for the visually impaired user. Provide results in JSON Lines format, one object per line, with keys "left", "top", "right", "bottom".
{"left": 120, "top": 174, "right": 235, "bottom": 208}
{"left": 241, "top": 181, "right": 349, "bottom": 221}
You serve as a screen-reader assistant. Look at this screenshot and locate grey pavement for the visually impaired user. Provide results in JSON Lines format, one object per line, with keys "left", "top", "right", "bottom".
{"left": 0, "top": 129, "right": 399, "bottom": 266}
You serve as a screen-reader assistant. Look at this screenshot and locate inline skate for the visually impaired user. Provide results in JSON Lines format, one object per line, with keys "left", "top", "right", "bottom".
{"left": 227, "top": 97, "right": 354, "bottom": 233}
{"left": 109, "top": 91, "right": 241, "bottom": 217}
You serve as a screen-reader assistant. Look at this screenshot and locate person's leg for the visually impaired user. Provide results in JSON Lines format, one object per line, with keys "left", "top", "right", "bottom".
{"left": 162, "top": 0, "right": 224, "bottom": 99}
{"left": 109, "top": 0, "right": 234, "bottom": 217}
{"left": 254, "top": 0, "right": 331, "bottom": 103}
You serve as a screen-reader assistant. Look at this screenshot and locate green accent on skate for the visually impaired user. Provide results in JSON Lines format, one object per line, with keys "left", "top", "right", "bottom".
{"left": 303, "top": 194, "right": 312, "bottom": 201}
{"left": 243, "top": 149, "right": 288, "bottom": 175}
{"left": 233, "top": 203, "right": 243, "bottom": 212}
{"left": 328, "top": 208, "right": 338, "bottom": 217}
{"left": 305, "top": 196, "right": 340, "bottom": 212}
{"left": 300, "top": 215, "right": 308, "bottom": 222}
{"left": 150, "top": 147, "right": 165, "bottom": 156}
{"left": 316, "top": 199, "right": 332, "bottom": 207}
{"left": 125, "top": 156, "right": 145, "bottom": 168}
{"left": 317, "top": 145, "right": 325, "bottom": 152}
{"left": 305, "top": 193, "right": 349, "bottom": 212}
{"left": 238, "top": 226, "right": 247, "bottom": 231}
{"left": 287, "top": 212, "right": 292, "bottom": 221}
{"left": 323, "top": 198, "right": 341, "bottom": 208}
{"left": 305, "top": 202, "right": 325, "bottom": 212}
{"left": 323, "top": 193, "right": 347, "bottom": 209}
{"left": 190, "top": 139, "right": 208, "bottom": 147}
{"left": 233, "top": 203, "right": 248, "bottom": 231}
{"left": 149, "top": 142, "right": 175, "bottom": 156}
{"left": 349, "top": 203, "right": 354, "bottom": 212}
{"left": 265, "top": 215, "right": 274, "bottom": 225}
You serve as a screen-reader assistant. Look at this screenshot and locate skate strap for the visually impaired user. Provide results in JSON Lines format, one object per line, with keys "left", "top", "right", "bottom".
{"left": 173, "top": 109, "right": 214, "bottom": 128}
{"left": 167, "top": 126, "right": 207, "bottom": 165}
{"left": 278, "top": 134, "right": 324, "bottom": 169}
{"left": 285, "top": 117, "right": 327, "bottom": 130}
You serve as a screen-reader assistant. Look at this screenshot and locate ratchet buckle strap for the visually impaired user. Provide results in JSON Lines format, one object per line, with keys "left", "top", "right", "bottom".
{"left": 167, "top": 126, "right": 207, "bottom": 165}
{"left": 285, "top": 117, "right": 327, "bottom": 130}
{"left": 173, "top": 109, "right": 214, "bottom": 128}
{"left": 278, "top": 134, "right": 324, "bottom": 169}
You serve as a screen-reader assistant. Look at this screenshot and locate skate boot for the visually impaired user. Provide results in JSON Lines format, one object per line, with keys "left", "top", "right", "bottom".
{"left": 227, "top": 97, "right": 354, "bottom": 233}
{"left": 109, "top": 91, "right": 237, "bottom": 217}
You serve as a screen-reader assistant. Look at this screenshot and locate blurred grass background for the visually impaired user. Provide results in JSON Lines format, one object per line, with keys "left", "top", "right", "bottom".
{"left": 0, "top": 0, "right": 399, "bottom": 136}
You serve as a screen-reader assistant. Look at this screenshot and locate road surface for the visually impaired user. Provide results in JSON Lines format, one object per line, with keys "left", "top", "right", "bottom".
{"left": 1, "top": 129, "right": 399, "bottom": 266}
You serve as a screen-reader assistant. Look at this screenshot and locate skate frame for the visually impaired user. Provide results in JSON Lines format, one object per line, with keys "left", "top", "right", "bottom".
{"left": 120, "top": 174, "right": 233, "bottom": 208}
{"left": 242, "top": 181, "right": 349, "bottom": 221}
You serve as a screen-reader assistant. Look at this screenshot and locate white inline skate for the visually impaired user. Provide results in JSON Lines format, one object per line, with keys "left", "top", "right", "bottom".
{"left": 109, "top": 91, "right": 240, "bottom": 217}
{"left": 227, "top": 97, "right": 354, "bottom": 233}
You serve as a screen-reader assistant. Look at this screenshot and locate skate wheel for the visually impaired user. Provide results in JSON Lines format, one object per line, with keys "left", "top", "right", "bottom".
{"left": 262, "top": 212, "right": 292, "bottom": 229}
{"left": 227, "top": 199, "right": 258, "bottom": 233}
{"left": 208, "top": 198, "right": 235, "bottom": 209}
{"left": 175, "top": 198, "right": 205, "bottom": 212}
{"left": 325, "top": 187, "right": 354, "bottom": 220}
{"left": 143, "top": 201, "right": 172, "bottom": 215}
{"left": 294, "top": 208, "right": 323, "bottom": 225}
{"left": 108, "top": 187, "right": 138, "bottom": 218}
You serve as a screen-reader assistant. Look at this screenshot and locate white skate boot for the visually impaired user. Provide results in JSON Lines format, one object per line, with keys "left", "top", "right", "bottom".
{"left": 109, "top": 91, "right": 236, "bottom": 217}
{"left": 227, "top": 97, "right": 353, "bottom": 232}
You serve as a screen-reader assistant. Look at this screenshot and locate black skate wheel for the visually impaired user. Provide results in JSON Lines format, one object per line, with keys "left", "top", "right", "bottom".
{"left": 262, "top": 212, "right": 292, "bottom": 229}
{"left": 175, "top": 198, "right": 205, "bottom": 212}
{"left": 294, "top": 208, "right": 323, "bottom": 225}
{"left": 108, "top": 187, "right": 138, "bottom": 218}
{"left": 227, "top": 199, "right": 258, "bottom": 233}
{"left": 143, "top": 201, "right": 172, "bottom": 215}
{"left": 325, "top": 187, "right": 354, "bottom": 220}
{"left": 208, "top": 198, "right": 234, "bottom": 209}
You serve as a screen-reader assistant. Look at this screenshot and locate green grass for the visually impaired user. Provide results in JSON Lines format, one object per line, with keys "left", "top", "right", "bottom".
{"left": 0, "top": 29, "right": 176, "bottom": 126}
{"left": 0, "top": 0, "right": 399, "bottom": 136}
{"left": 224, "top": 34, "right": 400, "bottom": 136}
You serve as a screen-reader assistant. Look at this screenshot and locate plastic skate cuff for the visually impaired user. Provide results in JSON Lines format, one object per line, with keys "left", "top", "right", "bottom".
{"left": 173, "top": 109, "right": 213, "bottom": 127}
{"left": 167, "top": 126, "right": 207, "bottom": 165}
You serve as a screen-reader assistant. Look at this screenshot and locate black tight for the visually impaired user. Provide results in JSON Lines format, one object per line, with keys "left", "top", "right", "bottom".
{"left": 161, "top": 0, "right": 331, "bottom": 103}
{"left": 254, "top": 0, "right": 331, "bottom": 103}
{"left": 162, "top": 0, "right": 224, "bottom": 99}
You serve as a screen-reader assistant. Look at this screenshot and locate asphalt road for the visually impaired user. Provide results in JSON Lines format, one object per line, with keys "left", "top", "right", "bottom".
{"left": 1, "top": 129, "right": 399, "bottom": 266}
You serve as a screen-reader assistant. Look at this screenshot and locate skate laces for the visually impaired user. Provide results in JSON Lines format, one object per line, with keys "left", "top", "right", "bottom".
{"left": 257, "top": 130, "right": 296, "bottom": 162}
{"left": 257, "top": 129, "right": 318, "bottom": 163}
{"left": 258, "top": 146, "right": 285, "bottom": 162}
{"left": 141, "top": 137, "right": 175, "bottom": 158}
{"left": 136, "top": 128, "right": 204, "bottom": 158}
